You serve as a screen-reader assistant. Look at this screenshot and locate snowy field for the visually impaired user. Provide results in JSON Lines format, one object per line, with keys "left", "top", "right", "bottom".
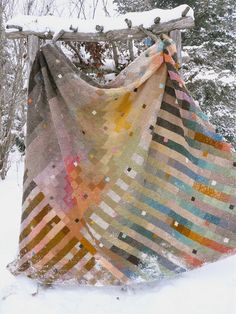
{"left": 0, "top": 152, "right": 236, "bottom": 314}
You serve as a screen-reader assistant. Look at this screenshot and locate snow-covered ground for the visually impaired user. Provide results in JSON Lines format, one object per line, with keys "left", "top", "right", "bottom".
{"left": 0, "top": 152, "right": 236, "bottom": 314}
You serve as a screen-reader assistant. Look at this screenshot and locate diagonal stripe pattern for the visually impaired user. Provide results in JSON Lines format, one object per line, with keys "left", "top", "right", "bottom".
{"left": 7, "top": 34, "right": 236, "bottom": 286}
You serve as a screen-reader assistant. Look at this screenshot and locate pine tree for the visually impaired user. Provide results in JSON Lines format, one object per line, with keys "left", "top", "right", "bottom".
{"left": 183, "top": 0, "right": 236, "bottom": 146}
{"left": 113, "top": 0, "right": 236, "bottom": 147}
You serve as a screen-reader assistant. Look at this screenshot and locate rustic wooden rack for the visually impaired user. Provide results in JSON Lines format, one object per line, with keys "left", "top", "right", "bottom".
{"left": 5, "top": 5, "right": 195, "bottom": 77}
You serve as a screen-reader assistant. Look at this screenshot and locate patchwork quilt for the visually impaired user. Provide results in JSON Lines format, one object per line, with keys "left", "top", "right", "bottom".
{"left": 8, "top": 35, "right": 236, "bottom": 285}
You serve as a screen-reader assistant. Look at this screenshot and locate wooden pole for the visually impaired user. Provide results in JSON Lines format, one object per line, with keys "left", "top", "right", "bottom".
{"left": 27, "top": 35, "right": 40, "bottom": 79}
{"left": 6, "top": 16, "right": 194, "bottom": 42}
{"left": 169, "top": 29, "right": 182, "bottom": 72}
{"left": 111, "top": 42, "right": 119, "bottom": 69}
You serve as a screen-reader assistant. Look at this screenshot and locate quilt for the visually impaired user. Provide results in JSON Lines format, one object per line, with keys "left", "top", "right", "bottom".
{"left": 8, "top": 35, "right": 236, "bottom": 285}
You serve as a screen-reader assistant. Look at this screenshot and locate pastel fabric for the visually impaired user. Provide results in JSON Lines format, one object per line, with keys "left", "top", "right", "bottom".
{"left": 8, "top": 35, "right": 236, "bottom": 285}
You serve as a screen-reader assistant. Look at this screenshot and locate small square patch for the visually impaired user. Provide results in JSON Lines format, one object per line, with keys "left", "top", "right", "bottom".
{"left": 191, "top": 196, "right": 195, "bottom": 201}
{"left": 159, "top": 83, "right": 164, "bottom": 89}
{"left": 142, "top": 104, "right": 147, "bottom": 108}
{"left": 127, "top": 167, "right": 132, "bottom": 172}
{"left": 141, "top": 210, "right": 146, "bottom": 216}
{"left": 174, "top": 221, "right": 179, "bottom": 227}
{"left": 223, "top": 237, "right": 229, "bottom": 243}
{"left": 73, "top": 161, "right": 78, "bottom": 167}
{"left": 229, "top": 204, "right": 234, "bottom": 210}
{"left": 28, "top": 98, "right": 33, "bottom": 105}
{"left": 92, "top": 110, "right": 97, "bottom": 115}
{"left": 192, "top": 249, "right": 197, "bottom": 254}
{"left": 211, "top": 180, "right": 216, "bottom": 186}
{"left": 99, "top": 243, "right": 104, "bottom": 248}
{"left": 105, "top": 176, "right": 110, "bottom": 182}
{"left": 75, "top": 218, "right": 80, "bottom": 223}
{"left": 58, "top": 74, "right": 62, "bottom": 78}
{"left": 233, "top": 162, "right": 236, "bottom": 167}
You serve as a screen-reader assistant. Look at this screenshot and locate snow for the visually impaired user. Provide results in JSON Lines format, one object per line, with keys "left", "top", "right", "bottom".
{"left": 5, "top": 5, "right": 194, "bottom": 35}
{"left": 191, "top": 69, "right": 236, "bottom": 86}
{"left": 0, "top": 152, "right": 236, "bottom": 314}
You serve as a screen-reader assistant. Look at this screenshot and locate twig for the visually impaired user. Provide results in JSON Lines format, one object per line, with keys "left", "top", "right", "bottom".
{"left": 51, "top": 29, "right": 65, "bottom": 43}
{"left": 6, "top": 24, "right": 23, "bottom": 31}
{"left": 125, "top": 18, "right": 132, "bottom": 29}
{"left": 154, "top": 17, "right": 161, "bottom": 24}
{"left": 138, "top": 24, "right": 158, "bottom": 42}
{"left": 182, "top": 6, "right": 190, "bottom": 17}
{"left": 69, "top": 25, "right": 78, "bottom": 32}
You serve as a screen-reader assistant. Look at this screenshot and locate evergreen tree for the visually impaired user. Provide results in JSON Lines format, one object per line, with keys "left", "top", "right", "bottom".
{"left": 114, "top": 0, "right": 236, "bottom": 147}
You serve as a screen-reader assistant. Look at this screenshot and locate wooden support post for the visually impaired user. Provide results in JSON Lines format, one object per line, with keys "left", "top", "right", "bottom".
{"left": 27, "top": 35, "right": 40, "bottom": 79}
{"left": 111, "top": 42, "right": 119, "bottom": 69}
{"left": 128, "top": 39, "right": 134, "bottom": 61}
{"left": 170, "top": 29, "right": 182, "bottom": 72}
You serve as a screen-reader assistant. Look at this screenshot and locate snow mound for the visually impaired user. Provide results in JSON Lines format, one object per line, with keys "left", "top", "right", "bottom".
{"left": 5, "top": 5, "right": 194, "bottom": 34}
{"left": 0, "top": 152, "right": 236, "bottom": 314}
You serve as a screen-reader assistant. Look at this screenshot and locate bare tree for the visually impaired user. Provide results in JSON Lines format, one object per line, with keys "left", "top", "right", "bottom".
{"left": 0, "top": 0, "right": 113, "bottom": 180}
{"left": 0, "top": 0, "right": 26, "bottom": 179}
{"left": 0, "top": 0, "right": 56, "bottom": 180}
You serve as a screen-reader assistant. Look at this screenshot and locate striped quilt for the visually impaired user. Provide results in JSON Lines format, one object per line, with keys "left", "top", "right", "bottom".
{"left": 8, "top": 35, "right": 236, "bottom": 285}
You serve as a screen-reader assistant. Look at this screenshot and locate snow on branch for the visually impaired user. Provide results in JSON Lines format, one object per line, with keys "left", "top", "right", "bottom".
{"left": 5, "top": 5, "right": 194, "bottom": 42}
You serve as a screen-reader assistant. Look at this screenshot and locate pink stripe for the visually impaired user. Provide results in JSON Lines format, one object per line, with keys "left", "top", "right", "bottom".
{"left": 168, "top": 70, "right": 183, "bottom": 83}
{"left": 175, "top": 89, "right": 195, "bottom": 106}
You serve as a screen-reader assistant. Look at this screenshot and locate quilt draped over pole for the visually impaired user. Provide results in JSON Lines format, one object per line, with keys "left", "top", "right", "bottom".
{"left": 8, "top": 35, "right": 236, "bottom": 286}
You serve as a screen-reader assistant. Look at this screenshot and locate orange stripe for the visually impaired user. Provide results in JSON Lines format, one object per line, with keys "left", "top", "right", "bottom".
{"left": 193, "top": 182, "right": 230, "bottom": 202}
{"left": 173, "top": 223, "right": 233, "bottom": 254}
{"left": 164, "top": 53, "right": 175, "bottom": 65}
{"left": 56, "top": 247, "right": 87, "bottom": 277}
{"left": 181, "top": 252, "right": 204, "bottom": 268}
{"left": 80, "top": 237, "right": 97, "bottom": 255}
{"left": 20, "top": 204, "right": 52, "bottom": 242}
{"left": 84, "top": 257, "right": 96, "bottom": 271}
{"left": 194, "top": 132, "right": 231, "bottom": 152}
